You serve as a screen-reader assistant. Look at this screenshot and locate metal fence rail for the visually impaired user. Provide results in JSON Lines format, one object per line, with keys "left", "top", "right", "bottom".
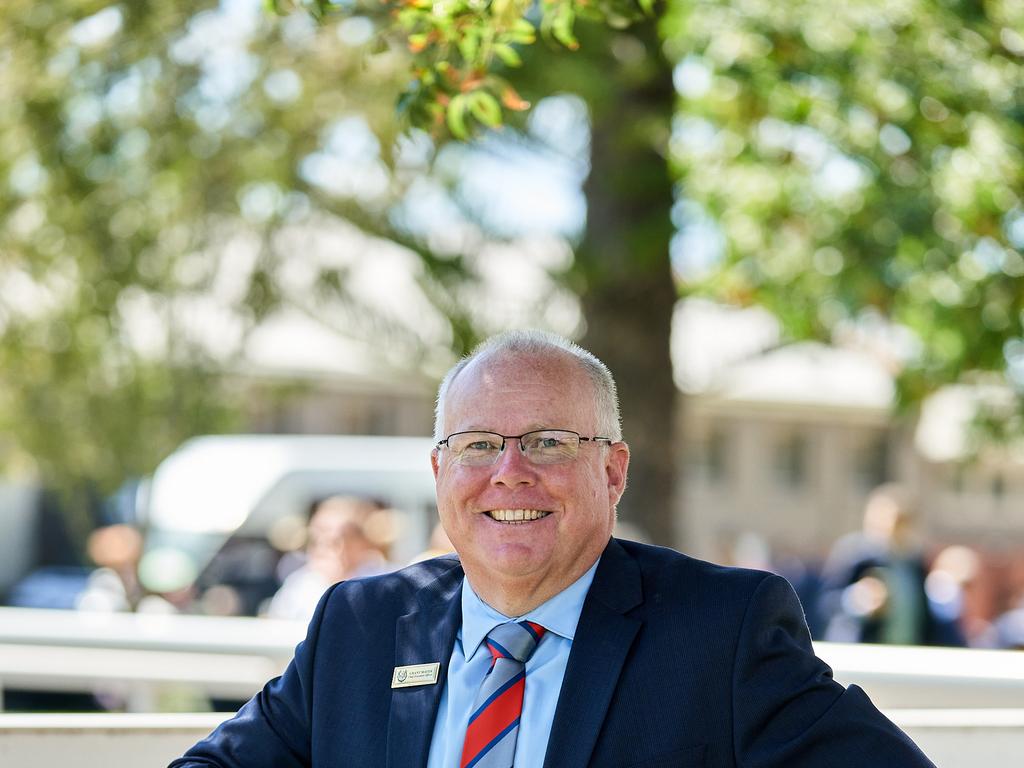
{"left": 0, "top": 606, "right": 303, "bottom": 658}
{"left": 1, "top": 710, "right": 1022, "bottom": 768}
{"left": 822, "top": 641, "right": 1024, "bottom": 709}
{"left": 2, "top": 607, "right": 1024, "bottom": 712}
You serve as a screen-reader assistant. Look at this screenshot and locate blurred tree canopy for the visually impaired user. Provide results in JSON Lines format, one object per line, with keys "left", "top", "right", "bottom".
{"left": 2, "top": 0, "right": 1022, "bottom": 544}
{"left": 298, "top": 0, "right": 1024, "bottom": 536}
{"left": 0, "top": 0, "right": 480, "bottom": 523}
{"left": 665, "top": 0, "right": 1024, "bottom": 415}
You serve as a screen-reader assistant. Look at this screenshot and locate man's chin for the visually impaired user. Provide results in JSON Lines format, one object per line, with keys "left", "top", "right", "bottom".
{"left": 464, "top": 544, "right": 551, "bottom": 582}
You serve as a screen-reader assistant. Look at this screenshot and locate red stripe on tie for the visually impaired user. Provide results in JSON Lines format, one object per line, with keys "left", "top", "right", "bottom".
{"left": 523, "top": 621, "right": 544, "bottom": 642}
{"left": 459, "top": 675, "right": 525, "bottom": 768}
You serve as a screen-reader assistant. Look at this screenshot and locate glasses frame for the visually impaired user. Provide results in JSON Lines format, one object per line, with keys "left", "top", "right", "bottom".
{"left": 435, "top": 429, "right": 613, "bottom": 466}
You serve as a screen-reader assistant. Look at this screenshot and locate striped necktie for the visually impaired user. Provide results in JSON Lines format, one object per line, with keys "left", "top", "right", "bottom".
{"left": 460, "top": 620, "right": 546, "bottom": 768}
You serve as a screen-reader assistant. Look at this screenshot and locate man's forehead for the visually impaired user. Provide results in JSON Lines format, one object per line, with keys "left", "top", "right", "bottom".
{"left": 451, "top": 349, "right": 583, "bottom": 395}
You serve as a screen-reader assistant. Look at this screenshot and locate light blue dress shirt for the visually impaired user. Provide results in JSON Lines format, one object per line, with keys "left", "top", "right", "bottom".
{"left": 426, "top": 559, "right": 600, "bottom": 768}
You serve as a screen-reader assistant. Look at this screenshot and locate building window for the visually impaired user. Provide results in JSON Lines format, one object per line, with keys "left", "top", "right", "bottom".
{"left": 854, "top": 433, "right": 890, "bottom": 491}
{"left": 772, "top": 432, "right": 807, "bottom": 490}
{"left": 992, "top": 473, "right": 1005, "bottom": 501}
{"left": 694, "top": 428, "right": 729, "bottom": 485}
{"left": 951, "top": 463, "right": 966, "bottom": 495}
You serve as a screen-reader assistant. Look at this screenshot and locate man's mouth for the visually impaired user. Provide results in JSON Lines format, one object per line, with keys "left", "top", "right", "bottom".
{"left": 484, "top": 509, "right": 552, "bottom": 525}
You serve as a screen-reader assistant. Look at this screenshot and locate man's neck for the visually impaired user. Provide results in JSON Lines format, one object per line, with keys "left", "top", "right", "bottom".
{"left": 463, "top": 562, "right": 598, "bottom": 618}
{"left": 471, "top": 582, "right": 557, "bottom": 618}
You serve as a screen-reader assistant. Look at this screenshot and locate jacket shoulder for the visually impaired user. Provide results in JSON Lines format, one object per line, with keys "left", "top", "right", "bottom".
{"left": 617, "top": 538, "right": 772, "bottom": 585}
{"left": 319, "top": 553, "right": 463, "bottom": 616}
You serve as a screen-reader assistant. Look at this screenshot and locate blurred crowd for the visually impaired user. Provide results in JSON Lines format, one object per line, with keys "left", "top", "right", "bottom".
{"left": 721, "top": 483, "right": 1024, "bottom": 651}
{"left": 5, "top": 493, "right": 452, "bottom": 626}
{"left": 5, "top": 484, "right": 1024, "bottom": 651}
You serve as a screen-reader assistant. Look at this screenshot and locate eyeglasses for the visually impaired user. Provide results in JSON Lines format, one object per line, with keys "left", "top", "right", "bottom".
{"left": 436, "top": 429, "right": 612, "bottom": 467}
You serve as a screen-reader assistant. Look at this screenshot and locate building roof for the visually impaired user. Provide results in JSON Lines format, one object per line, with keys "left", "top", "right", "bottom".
{"left": 672, "top": 299, "right": 894, "bottom": 413}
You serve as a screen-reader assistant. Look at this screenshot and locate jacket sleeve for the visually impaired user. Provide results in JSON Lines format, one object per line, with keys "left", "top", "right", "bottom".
{"left": 731, "top": 573, "right": 937, "bottom": 768}
{"left": 167, "top": 583, "right": 340, "bottom": 768}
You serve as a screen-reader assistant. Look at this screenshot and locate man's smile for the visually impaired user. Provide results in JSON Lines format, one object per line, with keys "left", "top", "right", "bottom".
{"left": 484, "top": 508, "right": 553, "bottom": 524}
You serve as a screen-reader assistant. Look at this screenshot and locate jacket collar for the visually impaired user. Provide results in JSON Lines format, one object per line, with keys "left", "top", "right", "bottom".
{"left": 384, "top": 539, "right": 644, "bottom": 768}
{"left": 385, "top": 556, "right": 464, "bottom": 768}
{"left": 542, "top": 538, "right": 644, "bottom": 768}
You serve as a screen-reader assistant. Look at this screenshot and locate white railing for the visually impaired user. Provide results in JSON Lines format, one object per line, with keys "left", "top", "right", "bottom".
{"left": 2, "top": 607, "right": 1024, "bottom": 712}
{"left": 816, "top": 641, "right": 1024, "bottom": 709}
{"left": 0, "top": 712, "right": 228, "bottom": 768}
{"left": 0, "top": 710, "right": 1022, "bottom": 768}
{"left": 0, "top": 607, "right": 301, "bottom": 711}
{"left": 0, "top": 606, "right": 303, "bottom": 657}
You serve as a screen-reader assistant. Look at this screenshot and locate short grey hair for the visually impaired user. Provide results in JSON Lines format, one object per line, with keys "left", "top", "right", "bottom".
{"left": 433, "top": 329, "right": 622, "bottom": 442}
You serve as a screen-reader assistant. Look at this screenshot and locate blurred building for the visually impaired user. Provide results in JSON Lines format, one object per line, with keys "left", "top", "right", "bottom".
{"left": 674, "top": 299, "right": 1024, "bottom": 562}
{"left": 220, "top": 294, "right": 1024, "bottom": 567}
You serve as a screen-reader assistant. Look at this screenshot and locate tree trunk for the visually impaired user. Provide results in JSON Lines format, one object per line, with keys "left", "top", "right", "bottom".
{"left": 573, "top": 18, "right": 680, "bottom": 547}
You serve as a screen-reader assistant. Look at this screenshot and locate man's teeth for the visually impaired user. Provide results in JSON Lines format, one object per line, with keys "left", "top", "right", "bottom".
{"left": 486, "top": 509, "right": 551, "bottom": 524}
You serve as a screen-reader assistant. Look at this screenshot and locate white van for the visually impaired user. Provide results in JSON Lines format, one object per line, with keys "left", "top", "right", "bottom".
{"left": 139, "top": 434, "right": 439, "bottom": 610}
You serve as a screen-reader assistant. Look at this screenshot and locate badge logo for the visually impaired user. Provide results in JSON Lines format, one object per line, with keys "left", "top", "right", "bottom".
{"left": 391, "top": 662, "right": 440, "bottom": 688}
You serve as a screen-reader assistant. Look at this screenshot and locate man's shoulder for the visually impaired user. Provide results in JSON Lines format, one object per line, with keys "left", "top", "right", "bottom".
{"left": 321, "top": 553, "right": 463, "bottom": 613}
{"left": 608, "top": 538, "right": 804, "bottom": 635}
{"left": 612, "top": 537, "right": 780, "bottom": 599}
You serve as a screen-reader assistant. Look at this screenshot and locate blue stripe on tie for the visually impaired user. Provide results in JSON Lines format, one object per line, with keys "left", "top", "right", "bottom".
{"left": 466, "top": 669, "right": 525, "bottom": 726}
{"left": 520, "top": 621, "right": 540, "bottom": 643}
{"left": 463, "top": 716, "right": 521, "bottom": 768}
{"left": 488, "top": 637, "right": 514, "bottom": 660}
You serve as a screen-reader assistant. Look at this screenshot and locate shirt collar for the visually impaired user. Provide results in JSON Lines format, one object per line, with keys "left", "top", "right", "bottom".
{"left": 460, "top": 557, "right": 601, "bottom": 662}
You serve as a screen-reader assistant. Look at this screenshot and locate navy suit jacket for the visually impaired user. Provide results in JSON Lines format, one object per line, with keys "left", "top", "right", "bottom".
{"left": 170, "top": 538, "right": 935, "bottom": 767}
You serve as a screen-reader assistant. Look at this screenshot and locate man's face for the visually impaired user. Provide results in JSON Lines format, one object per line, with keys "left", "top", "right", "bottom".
{"left": 431, "top": 351, "right": 629, "bottom": 604}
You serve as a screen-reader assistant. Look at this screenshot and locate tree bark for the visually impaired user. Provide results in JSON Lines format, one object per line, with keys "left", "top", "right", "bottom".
{"left": 572, "top": 19, "right": 680, "bottom": 546}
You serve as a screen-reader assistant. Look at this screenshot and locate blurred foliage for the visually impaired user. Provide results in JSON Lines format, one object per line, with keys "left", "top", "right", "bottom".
{"left": 3, "top": 0, "right": 1024, "bottom": 534}
{"left": 286, "top": 0, "right": 1024, "bottom": 419}
{"left": 280, "top": 0, "right": 656, "bottom": 138}
{"left": 0, "top": 0, "right": 485, "bottom": 514}
{"left": 664, "top": 0, "right": 1024, "bottom": 411}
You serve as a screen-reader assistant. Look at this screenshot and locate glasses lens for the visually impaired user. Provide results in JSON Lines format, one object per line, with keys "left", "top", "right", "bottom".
{"left": 522, "top": 430, "right": 580, "bottom": 464}
{"left": 448, "top": 432, "right": 503, "bottom": 466}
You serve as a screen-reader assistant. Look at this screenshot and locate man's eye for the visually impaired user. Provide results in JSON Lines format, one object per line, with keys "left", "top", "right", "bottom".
{"left": 467, "top": 440, "right": 498, "bottom": 451}
{"left": 528, "top": 436, "right": 563, "bottom": 451}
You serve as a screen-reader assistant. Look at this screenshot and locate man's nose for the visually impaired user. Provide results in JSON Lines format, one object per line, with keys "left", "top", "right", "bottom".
{"left": 490, "top": 440, "right": 536, "bottom": 486}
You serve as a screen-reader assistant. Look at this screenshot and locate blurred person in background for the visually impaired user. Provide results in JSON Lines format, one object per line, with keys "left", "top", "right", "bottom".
{"left": 818, "top": 483, "right": 953, "bottom": 646}
{"left": 409, "top": 521, "right": 455, "bottom": 564}
{"left": 925, "top": 545, "right": 996, "bottom": 648}
{"left": 994, "top": 558, "right": 1024, "bottom": 650}
{"left": 265, "top": 495, "right": 392, "bottom": 621}
{"left": 75, "top": 524, "right": 144, "bottom": 612}
{"left": 995, "top": 604, "right": 1024, "bottom": 650}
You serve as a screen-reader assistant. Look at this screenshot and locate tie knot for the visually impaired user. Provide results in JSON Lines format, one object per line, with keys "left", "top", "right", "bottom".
{"left": 485, "top": 620, "right": 545, "bottom": 664}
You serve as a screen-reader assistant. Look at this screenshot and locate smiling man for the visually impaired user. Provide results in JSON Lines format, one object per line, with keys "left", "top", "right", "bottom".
{"left": 431, "top": 340, "right": 628, "bottom": 619}
{"left": 171, "top": 330, "right": 936, "bottom": 768}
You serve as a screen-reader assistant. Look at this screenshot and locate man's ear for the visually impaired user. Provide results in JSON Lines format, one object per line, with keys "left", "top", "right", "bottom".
{"left": 431, "top": 448, "right": 440, "bottom": 480}
{"left": 606, "top": 441, "right": 630, "bottom": 505}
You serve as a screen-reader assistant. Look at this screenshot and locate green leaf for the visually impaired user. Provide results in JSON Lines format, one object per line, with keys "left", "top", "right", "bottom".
{"left": 458, "top": 31, "right": 480, "bottom": 64}
{"left": 468, "top": 91, "right": 503, "bottom": 128}
{"left": 447, "top": 93, "right": 471, "bottom": 139}
{"left": 509, "top": 19, "right": 536, "bottom": 44}
{"left": 408, "top": 32, "right": 430, "bottom": 53}
{"left": 493, "top": 43, "right": 522, "bottom": 67}
{"left": 549, "top": 3, "right": 579, "bottom": 50}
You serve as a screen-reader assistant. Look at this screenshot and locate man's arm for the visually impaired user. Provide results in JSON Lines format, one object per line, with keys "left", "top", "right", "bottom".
{"left": 168, "top": 584, "right": 340, "bottom": 768}
{"left": 731, "top": 573, "right": 936, "bottom": 768}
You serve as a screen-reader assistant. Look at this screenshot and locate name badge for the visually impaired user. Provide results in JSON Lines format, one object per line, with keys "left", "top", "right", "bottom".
{"left": 391, "top": 662, "right": 441, "bottom": 688}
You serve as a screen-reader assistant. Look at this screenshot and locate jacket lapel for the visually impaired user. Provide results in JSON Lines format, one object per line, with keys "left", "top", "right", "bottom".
{"left": 386, "top": 560, "right": 463, "bottom": 768}
{"left": 542, "top": 539, "right": 643, "bottom": 768}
